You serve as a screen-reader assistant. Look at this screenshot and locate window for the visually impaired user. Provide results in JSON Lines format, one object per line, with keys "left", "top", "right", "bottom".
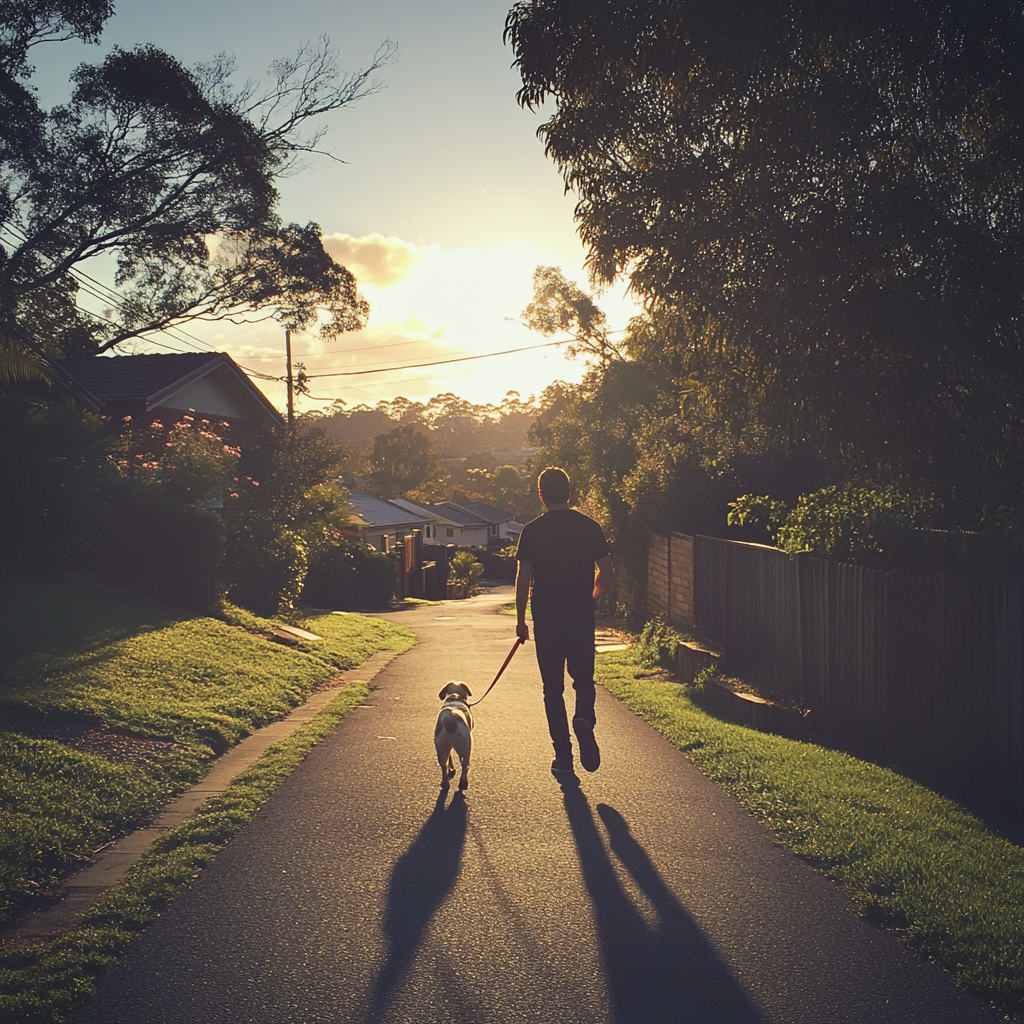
{"left": 446, "top": 528, "right": 454, "bottom": 538}
{"left": 489, "top": 525, "right": 497, "bottom": 535}
{"left": 426, "top": 525, "right": 432, "bottom": 538}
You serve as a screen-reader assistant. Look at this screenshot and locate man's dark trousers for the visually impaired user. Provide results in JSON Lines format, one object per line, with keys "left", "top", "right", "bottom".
{"left": 533, "top": 618, "right": 596, "bottom": 760}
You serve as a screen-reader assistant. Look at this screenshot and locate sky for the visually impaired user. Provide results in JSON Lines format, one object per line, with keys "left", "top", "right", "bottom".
{"left": 34, "top": 0, "right": 642, "bottom": 413}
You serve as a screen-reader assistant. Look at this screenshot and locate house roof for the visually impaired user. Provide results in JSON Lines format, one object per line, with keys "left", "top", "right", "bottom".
{"left": 420, "top": 503, "right": 488, "bottom": 528}
{"left": 389, "top": 498, "right": 462, "bottom": 528}
{"left": 347, "top": 491, "right": 432, "bottom": 530}
{"left": 55, "top": 353, "right": 282, "bottom": 425}
{"left": 446, "top": 501, "right": 516, "bottom": 525}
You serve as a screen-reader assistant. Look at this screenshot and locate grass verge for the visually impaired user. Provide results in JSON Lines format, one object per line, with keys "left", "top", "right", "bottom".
{"left": 596, "top": 648, "right": 1024, "bottom": 1015}
{"left": 0, "top": 575, "right": 413, "bottom": 927}
{"left": 0, "top": 679, "right": 371, "bottom": 1024}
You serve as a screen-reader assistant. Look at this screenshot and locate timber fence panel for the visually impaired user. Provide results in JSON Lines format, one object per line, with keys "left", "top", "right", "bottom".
{"left": 655, "top": 531, "right": 1024, "bottom": 815}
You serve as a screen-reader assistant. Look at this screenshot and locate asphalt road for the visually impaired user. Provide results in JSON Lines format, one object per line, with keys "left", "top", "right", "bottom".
{"left": 72, "top": 589, "right": 997, "bottom": 1024}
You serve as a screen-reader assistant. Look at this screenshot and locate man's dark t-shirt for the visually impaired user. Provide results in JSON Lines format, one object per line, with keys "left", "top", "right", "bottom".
{"left": 515, "top": 509, "right": 610, "bottom": 622}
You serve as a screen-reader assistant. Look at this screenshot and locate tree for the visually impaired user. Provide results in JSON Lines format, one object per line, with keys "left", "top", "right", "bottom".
{"left": 506, "top": 1, "right": 1024, "bottom": 513}
{"left": 367, "top": 423, "right": 447, "bottom": 500}
{"left": 521, "top": 265, "right": 624, "bottom": 365}
{"left": 1, "top": 2, "right": 390, "bottom": 358}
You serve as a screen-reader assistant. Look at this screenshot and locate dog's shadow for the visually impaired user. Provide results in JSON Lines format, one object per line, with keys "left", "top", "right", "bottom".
{"left": 564, "top": 791, "right": 766, "bottom": 1024}
{"left": 370, "top": 791, "right": 468, "bottom": 1016}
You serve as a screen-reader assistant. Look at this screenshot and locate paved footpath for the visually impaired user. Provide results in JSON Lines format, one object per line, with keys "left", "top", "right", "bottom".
{"left": 73, "top": 589, "right": 996, "bottom": 1024}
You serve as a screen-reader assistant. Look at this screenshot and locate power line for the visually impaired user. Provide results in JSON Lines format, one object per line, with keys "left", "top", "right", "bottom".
{"left": 0, "top": 222, "right": 219, "bottom": 354}
{"left": 304, "top": 339, "right": 569, "bottom": 379}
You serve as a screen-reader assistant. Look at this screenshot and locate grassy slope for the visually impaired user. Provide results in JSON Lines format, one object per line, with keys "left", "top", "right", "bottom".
{"left": 596, "top": 649, "right": 1024, "bottom": 1013}
{"left": 0, "top": 575, "right": 413, "bottom": 926}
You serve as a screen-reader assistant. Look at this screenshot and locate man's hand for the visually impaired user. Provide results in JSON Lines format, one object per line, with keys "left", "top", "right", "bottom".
{"left": 515, "top": 559, "right": 533, "bottom": 644}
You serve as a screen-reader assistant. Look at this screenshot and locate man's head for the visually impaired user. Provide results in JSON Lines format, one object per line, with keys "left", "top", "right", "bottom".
{"left": 537, "top": 466, "right": 570, "bottom": 506}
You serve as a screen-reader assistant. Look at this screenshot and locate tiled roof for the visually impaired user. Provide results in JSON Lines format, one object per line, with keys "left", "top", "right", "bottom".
{"left": 58, "top": 353, "right": 222, "bottom": 401}
{"left": 448, "top": 502, "right": 516, "bottom": 525}
{"left": 424, "top": 503, "right": 486, "bottom": 527}
{"left": 348, "top": 492, "right": 432, "bottom": 530}
{"left": 389, "top": 498, "right": 461, "bottom": 527}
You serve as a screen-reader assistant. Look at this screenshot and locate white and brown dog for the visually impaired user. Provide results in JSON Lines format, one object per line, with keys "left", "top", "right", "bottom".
{"left": 435, "top": 681, "right": 474, "bottom": 791}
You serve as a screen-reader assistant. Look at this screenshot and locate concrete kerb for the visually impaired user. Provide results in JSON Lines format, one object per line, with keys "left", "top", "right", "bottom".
{"left": 4, "top": 649, "right": 399, "bottom": 942}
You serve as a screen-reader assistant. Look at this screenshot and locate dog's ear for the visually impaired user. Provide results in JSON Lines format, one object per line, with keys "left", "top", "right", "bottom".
{"left": 463, "top": 684, "right": 473, "bottom": 697}
{"left": 438, "top": 684, "right": 451, "bottom": 700}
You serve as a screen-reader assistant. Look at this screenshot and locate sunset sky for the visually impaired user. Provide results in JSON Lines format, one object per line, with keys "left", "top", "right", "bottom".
{"left": 37, "top": 0, "right": 642, "bottom": 412}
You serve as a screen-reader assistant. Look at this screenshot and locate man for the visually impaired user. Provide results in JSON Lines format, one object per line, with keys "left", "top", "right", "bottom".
{"left": 515, "top": 467, "right": 617, "bottom": 778}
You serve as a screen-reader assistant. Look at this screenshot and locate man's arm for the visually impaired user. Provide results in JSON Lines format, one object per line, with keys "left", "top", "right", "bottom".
{"left": 594, "top": 554, "right": 617, "bottom": 616}
{"left": 515, "top": 560, "right": 532, "bottom": 641}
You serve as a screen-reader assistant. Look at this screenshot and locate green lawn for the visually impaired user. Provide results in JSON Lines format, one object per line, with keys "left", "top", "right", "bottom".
{"left": 597, "top": 649, "right": 1024, "bottom": 1012}
{"left": 0, "top": 574, "right": 413, "bottom": 927}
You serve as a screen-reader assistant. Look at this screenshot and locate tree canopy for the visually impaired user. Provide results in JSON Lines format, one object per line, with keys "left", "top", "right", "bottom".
{"left": 1, "top": 1, "right": 388, "bottom": 358}
{"left": 506, "top": 0, "right": 1024, "bottom": 507}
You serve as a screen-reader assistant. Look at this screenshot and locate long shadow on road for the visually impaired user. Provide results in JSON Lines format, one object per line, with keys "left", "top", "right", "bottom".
{"left": 563, "top": 789, "right": 766, "bottom": 1024}
{"left": 370, "top": 791, "right": 468, "bottom": 1019}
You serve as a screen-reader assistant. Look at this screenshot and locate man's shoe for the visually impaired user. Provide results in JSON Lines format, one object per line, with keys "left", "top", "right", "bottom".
{"left": 573, "top": 717, "right": 601, "bottom": 772}
{"left": 551, "top": 756, "right": 576, "bottom": 777}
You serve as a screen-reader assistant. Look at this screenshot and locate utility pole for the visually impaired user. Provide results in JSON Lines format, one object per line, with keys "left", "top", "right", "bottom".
{"left": 285, "top": 328, "right": 294, "bottom": 428}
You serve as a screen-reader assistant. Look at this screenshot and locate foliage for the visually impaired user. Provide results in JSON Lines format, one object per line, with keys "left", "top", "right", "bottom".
{"left": 367, "top": 422, "right": 446, "bottom": 499}
{"left": 635, "top": 617, "right": 686, "bottom": 671}
{"left": 318, "top": 391, "right": 541, "bottom": 511}
{"left": 507, "top": 0, "right": 1024, "bottom": 514}
{"left": 0, "top": 3, "right": 388, "bottom": 355}
{"left": 447, "top": 550, "right": 485, "bottom": 592}
{"left": 98, "top": 485, "right": 226, "bottom": 609}
{"left": 222, "top": 517, "right": 307, "bottom": 617}
{"left": 118, "top": 413, "right": 239, "bottom": 507}
{"left": 730, "top": 484, "right": 940, "bottom": 567}
{"left": 217, "top": 423, "right": 351, "bottom": 614}
{"left": 521, "top": 265, "right": 623, "bottom": 365}
{"left": 302, "top": 540, "right": 395, "bottom": 610}
{"left": 597, "top": 648, "right": 1024, "bottom": 1011}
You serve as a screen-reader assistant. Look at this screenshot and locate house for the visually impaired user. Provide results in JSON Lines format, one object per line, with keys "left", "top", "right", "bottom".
{"left": 443, "top": 501, "right": 522, "bottom": 545}
{"left": 388, "top": 499, "right": 468, "bottom": 544}
{"left": 390, "top": 498, "right": 520, "bottom": 547}
{"left": 346, "top": 492, "right": 432, "bottom": 552}
{"left": 54, "top": 352, "right": 282, "bottom": 443}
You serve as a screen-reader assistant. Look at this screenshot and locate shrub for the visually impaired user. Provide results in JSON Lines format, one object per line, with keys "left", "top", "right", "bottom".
{"left": 222, "top": 518, "right": 307, "bottom": 616}
{"left": 302, "top": 541, "right": 395, "bottom": 610}
{"left": 97, "top": 487, "right": 225, "bottom": 610}
{"left": 729, "top": 484, "right": 940, "bottom": 568}
{"left": 636, "top": 617, "right": 685, "bottom": 670}
{"left": 448, "top": 550, "right": 485, "bottom": 594}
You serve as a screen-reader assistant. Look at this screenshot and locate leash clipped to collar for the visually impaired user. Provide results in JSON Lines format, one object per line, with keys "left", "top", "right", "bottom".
{"left": 467, "top": 636, "right": 525, "bottom": 707}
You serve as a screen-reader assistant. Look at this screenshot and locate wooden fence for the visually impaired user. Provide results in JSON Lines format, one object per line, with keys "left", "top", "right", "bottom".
{"left": 649, "top": 533, "right": 1024, "bottom": 816}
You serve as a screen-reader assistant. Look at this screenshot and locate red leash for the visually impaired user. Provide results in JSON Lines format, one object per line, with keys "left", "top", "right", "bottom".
{"left": 467, "top": 637, "right": 525, "bottom": 706}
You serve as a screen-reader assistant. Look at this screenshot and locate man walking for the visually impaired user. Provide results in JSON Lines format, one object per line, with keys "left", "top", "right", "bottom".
{"left": 515, "top": 467, "right": 616, "bottom": 778}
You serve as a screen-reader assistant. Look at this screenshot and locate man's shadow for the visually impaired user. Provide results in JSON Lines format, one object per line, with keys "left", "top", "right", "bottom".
{"left": 370, "top": 791, "right": 468, "bottom": 1016}
{"left": 563, "top": 790, "right": 766, "bottom": 1024}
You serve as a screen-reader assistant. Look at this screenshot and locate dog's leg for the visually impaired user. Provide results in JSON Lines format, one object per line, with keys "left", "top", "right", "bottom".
{"left": 457, "top": 752, "right": 470, "bottom": 791}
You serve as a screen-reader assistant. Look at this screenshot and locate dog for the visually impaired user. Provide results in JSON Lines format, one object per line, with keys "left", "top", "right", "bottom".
{"left": 434, "top": 681, "right": 474, "bottom": 791}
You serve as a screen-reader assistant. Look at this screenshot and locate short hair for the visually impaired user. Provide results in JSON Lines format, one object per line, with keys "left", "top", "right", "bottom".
{"left": 538, "top": 466, "right": 570, "bottom": 504}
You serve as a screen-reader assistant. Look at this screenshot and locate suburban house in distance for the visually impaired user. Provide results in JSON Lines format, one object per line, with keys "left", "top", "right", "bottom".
{"left": 391, "top": 499, "right": 520, "bottom": 546}
{"left": 445, "top": 501, "right": 522, "bottom": 544}
{"left": 347, "top": 492, "right": 521, "bottom": 551}
{"left": 346, "top": 492, "right": 432, "bottom": 553}
{"left": 54, "top": 352, "right": 282, "bottom": 443}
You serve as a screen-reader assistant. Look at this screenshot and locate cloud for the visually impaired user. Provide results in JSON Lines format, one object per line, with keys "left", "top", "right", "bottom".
{"left": 323, "top": 232, "right": 424, "bottom": 288}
